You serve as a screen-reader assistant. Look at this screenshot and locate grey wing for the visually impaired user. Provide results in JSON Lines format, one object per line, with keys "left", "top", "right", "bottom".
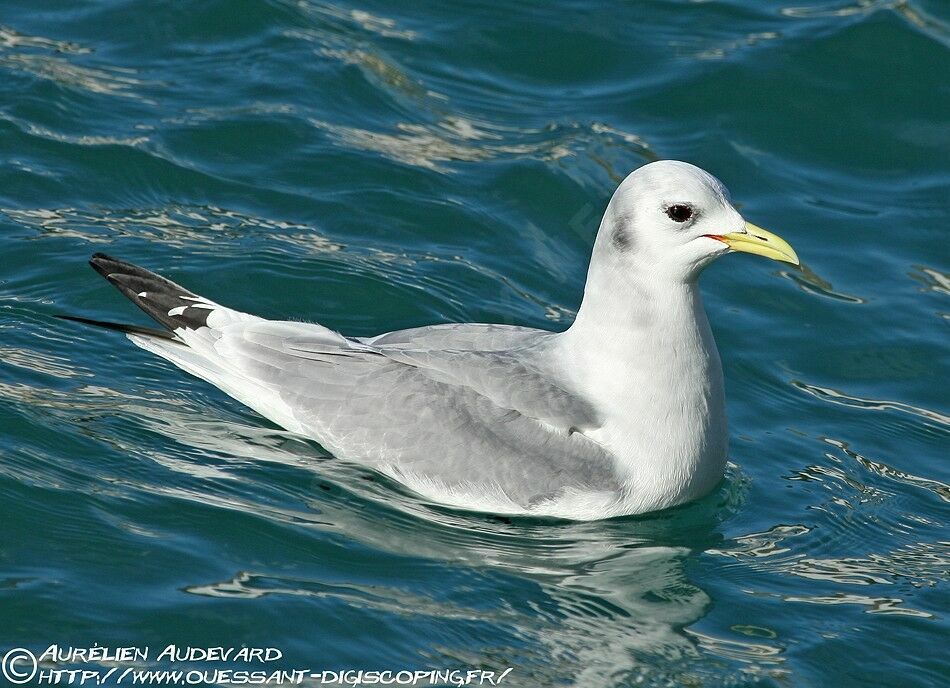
{"left": 362, "top": 322, "right": 544, "bottom": 350}
{"left": 362, "top": 322, "right": 602, "bottom": 431}
{"left": 211, "top": 321, "right": 618, "bottom": 507}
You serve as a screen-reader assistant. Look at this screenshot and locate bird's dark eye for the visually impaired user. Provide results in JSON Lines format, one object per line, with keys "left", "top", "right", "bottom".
{"left": 666, "top": 204, "right": 693, "bottom": 223}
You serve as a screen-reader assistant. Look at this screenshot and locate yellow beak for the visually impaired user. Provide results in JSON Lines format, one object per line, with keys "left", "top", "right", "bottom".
{"left": 713, "top": 222, "right": 800, "bottom": 266}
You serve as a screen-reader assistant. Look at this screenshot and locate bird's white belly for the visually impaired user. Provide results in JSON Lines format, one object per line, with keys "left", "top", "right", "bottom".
{"left": 585, "top": 372, "right": 728, "bottom": 514}
{"left": 564, "top": 329, "right": 728, "bottom": 516}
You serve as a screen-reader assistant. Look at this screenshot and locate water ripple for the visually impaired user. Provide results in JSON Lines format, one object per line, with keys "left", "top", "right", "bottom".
{"left": 0, "top": 25, "right": 92, "bottom": 54}
{"left": 781, "top": 0, "right": 950, "bottom": 47}
{"left": 784, "top": 540, "right": 949, "bottom": 588}
{"left": 777, "top": 591, "right": 934, "bottom": 618}
{"left": 312, "top": 117, "right": 650, "bottom": 174}
{"left": 3, "top": 205, "right": 341, "bottom": 251}
{"left": 782, "top": 264, "right": 866, "bottom": 303}
{"left": 0, "top": 53, "right": 151, "bottom": 99}
{"left": 792, "top": 379, "right": 950, "bottom": 427}
{"left": 823, "top": 437, "right": 950, "bottom": 503}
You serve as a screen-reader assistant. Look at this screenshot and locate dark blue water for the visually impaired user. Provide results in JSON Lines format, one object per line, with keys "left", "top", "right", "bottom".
{"left": 1, "top": 1, "right": 947, "bottom": 686}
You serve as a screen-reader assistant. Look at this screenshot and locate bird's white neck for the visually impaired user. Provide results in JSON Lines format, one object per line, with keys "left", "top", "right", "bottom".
{"left": 554, "top": 271, "right": 728, "bottom": 512}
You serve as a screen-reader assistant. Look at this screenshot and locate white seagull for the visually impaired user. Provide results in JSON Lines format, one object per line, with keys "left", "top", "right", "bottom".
{"left": 63, "top": 160, "right": 799, "bottom": 520}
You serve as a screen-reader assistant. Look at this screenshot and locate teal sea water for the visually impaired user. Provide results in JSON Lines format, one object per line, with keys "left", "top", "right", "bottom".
{"left": 1, "top": 1, "right": 948, "bottom": 686}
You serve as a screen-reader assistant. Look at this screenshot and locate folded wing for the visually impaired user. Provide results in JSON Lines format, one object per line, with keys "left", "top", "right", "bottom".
{"left": 204, "top": 320, "right": 617, "bottom": 508}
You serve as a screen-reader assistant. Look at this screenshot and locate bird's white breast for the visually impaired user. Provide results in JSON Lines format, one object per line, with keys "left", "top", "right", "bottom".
{"left": 555, "top": 285, "right": 728, "bottom": 515}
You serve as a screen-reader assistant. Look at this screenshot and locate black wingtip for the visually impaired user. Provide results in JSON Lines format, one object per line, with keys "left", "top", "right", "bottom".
{"left": 82, "top": 253, "right": 215, "bottom": 333}
{"left": 89, "top": 252, "right": 124, "bottom": 279}
{"left": 56, "top": 314, "right": 181, "bottom": 342}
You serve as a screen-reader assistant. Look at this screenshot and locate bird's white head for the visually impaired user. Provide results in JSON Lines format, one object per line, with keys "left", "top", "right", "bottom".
{"left": 592, "top": 160, "right": 799, "bottom": 284}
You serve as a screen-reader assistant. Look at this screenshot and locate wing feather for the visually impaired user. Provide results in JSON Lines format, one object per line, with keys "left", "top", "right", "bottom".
{"left": 208, "top": 321, "right": 617, "bottom": 506}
